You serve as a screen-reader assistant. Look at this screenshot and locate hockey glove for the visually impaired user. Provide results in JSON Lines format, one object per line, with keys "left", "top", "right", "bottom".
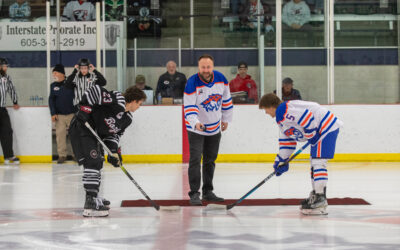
{"left": 273, "top": 155, "right": 289, "bottom": 177}
{"left": 107, "top": 148, "right": 122, "bottom": 168}
{"left": 76, "top": 106, "right": 92, "bottom": 124}
{"left": 309, "top": 133, "right": 321, "bottom": 145}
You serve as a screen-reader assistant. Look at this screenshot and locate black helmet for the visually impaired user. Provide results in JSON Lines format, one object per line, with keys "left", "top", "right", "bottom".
{"left": 78, "top": 58, "right": 91, "bottom": 67}
{"left": 0, "top": 58, "right": 9, "bottom": 66}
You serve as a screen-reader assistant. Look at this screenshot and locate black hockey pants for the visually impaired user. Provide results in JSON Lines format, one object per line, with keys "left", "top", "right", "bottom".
{"left": 69, "top": 117, "right": 104, "bottom": 197}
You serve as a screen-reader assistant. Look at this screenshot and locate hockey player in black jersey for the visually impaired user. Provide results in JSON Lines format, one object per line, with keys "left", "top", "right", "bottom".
{"left": 69, "top": 85, "right": 146, "bottom": 217}
{"left": 65, "top": 58, "right": 107, "bottom": 106}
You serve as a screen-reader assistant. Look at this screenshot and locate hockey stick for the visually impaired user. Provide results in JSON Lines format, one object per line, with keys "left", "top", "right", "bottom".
{"left": 221, "top": 142, "right": 311, "bottom": 210}
{"left": 84, "top": 122, "right": 160, "bottom": 211}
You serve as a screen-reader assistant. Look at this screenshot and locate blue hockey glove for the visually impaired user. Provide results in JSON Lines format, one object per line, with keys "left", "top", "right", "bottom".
{"left": 273, "top": 155, "right": 289, "bottom": 176}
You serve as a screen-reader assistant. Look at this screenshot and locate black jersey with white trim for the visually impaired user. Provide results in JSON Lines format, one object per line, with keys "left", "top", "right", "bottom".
{"left": 80, "top": 85, "right": 132, "bottom": 152}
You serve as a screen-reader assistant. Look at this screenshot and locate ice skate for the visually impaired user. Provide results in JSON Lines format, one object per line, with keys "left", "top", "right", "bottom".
{"left": 4, "top": 156, "right": 20, "bottom": 165}
{"left": 83, "top": 196, "right": 110, "bottom": 217}
{"left": 301, "top": 193, "right": 328, "bottom": 215}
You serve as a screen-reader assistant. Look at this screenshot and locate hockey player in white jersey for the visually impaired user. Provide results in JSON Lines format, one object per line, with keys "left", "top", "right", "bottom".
{"left": 259, "top": 93, "right": 343, "bottom": 215}
{"left": 184, "top": 54, "right": 233, "bottom": 205}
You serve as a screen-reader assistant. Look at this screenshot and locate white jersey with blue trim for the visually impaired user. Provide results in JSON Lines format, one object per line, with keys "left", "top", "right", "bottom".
{"left": 275, "top": 100, "right": 343, "bottom": 159}
{"left": 184, "top": 70, "right": 233, "bottom": 136}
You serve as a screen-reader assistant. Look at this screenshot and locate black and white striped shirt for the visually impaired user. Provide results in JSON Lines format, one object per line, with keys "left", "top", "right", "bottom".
{"left": 65, "top": 69, "right": 106, "bottom": 106}
{"left": 0, "top": 75, "right": 18, "bottom": 108}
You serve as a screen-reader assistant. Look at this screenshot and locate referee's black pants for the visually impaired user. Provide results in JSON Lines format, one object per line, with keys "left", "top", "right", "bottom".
{"left": 0, "top": 108, "right": 14, "bottom": 159}
{"left": 187, "top": 131, "right": 221, "bottom": 197}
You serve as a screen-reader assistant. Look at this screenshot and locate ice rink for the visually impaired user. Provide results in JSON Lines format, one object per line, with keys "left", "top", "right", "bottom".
{"left": 0, "top": 162, "right": 399, "bottom": 249}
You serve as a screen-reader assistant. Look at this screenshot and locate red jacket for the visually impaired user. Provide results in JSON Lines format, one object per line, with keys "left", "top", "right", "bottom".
{"left": 229, "top": 74, "right": 259, "bottom": 103}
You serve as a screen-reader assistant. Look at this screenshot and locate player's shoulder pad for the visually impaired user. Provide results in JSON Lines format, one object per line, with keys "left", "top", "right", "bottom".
{"left": 276, "top": 101, "right": 289, "bottom": 124}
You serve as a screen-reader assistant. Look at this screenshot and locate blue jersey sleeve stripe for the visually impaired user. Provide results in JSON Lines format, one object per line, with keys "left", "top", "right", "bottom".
{"left": 297, "top": 109, "right": 309, "bottom": 125}
{"left": 314, "top": 177, "right": 328, "bottom": 181}
{"left": 222, "top": 106, "right": 233, "bottom": 111}
{"left": 279, "top": 138, "right": 296, "bottom": 142}
{"left": 280, "top": 146, "right": 296, "bottom": 150}
{"left": 303, "top": 117, "right": 314, "bottom": 129}
{"left": 223, "top": 97, "right": 232, "bottom": 103}
{"left": 184, "top": 105, "right": 198, "bottom": 109}
{"left": 185, "top": 112, "right": 198, "bottom": 118}
{"left": 321, "top": 117, "right": 337, "bottom": 136}
{"left": 204, "top": 120, "right": 221, "bottom": 126}
{"left": 314, "top": 169, "right": 327, "bottom": 172}
{"left": 318, "top": 111, "right": 331, "bottom": 130}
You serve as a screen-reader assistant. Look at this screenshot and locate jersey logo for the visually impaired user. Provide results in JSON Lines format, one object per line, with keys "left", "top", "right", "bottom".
{"left": 284, "top": 127, "right": 303, "bottom": 140}
{"left": 73, "top": 10, "right": 89, "bottom": 21}
{"left": 104, "top": 117, "right": 121, "bottom": 134}
{"left": 201, "top": 94, "right": 222, "bottom": 112}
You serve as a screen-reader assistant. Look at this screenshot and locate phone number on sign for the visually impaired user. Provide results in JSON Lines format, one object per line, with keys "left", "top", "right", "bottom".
{"left": 20, "top": 38, "right": 86, "bottom": 47}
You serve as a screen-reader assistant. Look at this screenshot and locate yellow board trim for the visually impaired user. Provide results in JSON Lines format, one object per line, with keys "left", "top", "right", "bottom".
{"left": 0, "top": 156, "right": 52, "bottom": 163}
{"left": 123, "top": 154, "right": 182, "bottom": 163}
{"left": 1, "top": 154, "right": 399, "bottom": 163}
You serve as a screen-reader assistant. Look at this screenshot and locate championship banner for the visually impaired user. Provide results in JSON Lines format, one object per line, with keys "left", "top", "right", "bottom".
{"left": 0, "top": 21, "right": 122, "bottom": 51}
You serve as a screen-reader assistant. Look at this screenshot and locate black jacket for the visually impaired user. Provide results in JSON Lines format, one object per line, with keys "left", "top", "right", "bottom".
{"left": 49, "top": 80, "right": 76, "bottom": 115}
{"left": 156, "top": 71, "right": 187, "bottom": 98}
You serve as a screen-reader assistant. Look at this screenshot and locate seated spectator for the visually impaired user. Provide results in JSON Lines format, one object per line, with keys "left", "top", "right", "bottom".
{"left": 127, "top": 0, "right": 161, "bottom": 39}
{"left": 274, "top": 77, "right": 302, "bottom": 101}
{"left": 62, "top": 0, "right": 96, "bottom": 21}
{"left": 155, "top": 61, "right": 187, "bottom": 100}
{"left": 282, "top": 0, "right": 311, "bottom": 30}
{"left": 48, "top": 64, "right": 76, "bottom": 164}
{"left": 229, "top": 61, "right": 258, "bottom": 104}
{"left": 134, "top": 74, "right": 153, "bottom": 90}
{"left": 9, "top": 0, "right": 31, "bottom": 22}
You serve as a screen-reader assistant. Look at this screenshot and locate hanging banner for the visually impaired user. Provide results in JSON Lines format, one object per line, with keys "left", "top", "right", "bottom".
{"left": 0, "top": 21, "right": 122, "bottom": 51}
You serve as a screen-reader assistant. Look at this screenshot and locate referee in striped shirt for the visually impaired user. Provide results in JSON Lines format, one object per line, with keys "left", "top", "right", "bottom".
{"left": 0, "top": 58, "right": 20, "bottom": 165}
{"left": 65, "top": 58, "right": 107, "bottom": 106}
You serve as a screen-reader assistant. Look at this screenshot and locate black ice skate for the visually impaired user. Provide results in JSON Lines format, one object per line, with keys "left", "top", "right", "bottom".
{"left": 83, "top": 196, "right": 110, "bottom": 217}
{"left": 300, "top": 190, "right": 315, "bottom": 209}
{"left": 4, "top": 156, "right": 20, "bottom": 165}
{"left": 301, "top": 193, "right": 328, "bottom": 215}
{"left": 98, "top": 197, "right": 111, "bottom": 207}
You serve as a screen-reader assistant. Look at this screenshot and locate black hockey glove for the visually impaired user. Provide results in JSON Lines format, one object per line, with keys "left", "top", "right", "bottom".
{"left": 108, "top": 148, "right": 122, "bottom": 168}
{"left": 76, "top": 106, "right": 92, "bottom": 124}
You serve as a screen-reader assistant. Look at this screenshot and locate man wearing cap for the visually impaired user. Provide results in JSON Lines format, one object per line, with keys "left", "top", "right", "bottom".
{"left": 134, "top": 74, "right": 153, "bottom": 90}
{"left": 49, "top": 64, "right": 76, "bottom": 164}
{"left": 229, "top": 61, "right": 259, "bottom": 104}
{"left": 274, "top": 77, "right": 302, "bottom": 101}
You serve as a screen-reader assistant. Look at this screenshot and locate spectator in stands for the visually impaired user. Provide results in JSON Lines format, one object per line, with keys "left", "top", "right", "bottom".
{"left": 9, "top": 0, "right": 31, "bottom": 22}
{"left": 229, "top": 61, "right": 258, "bottom": 104}
{"left": 105, "top": 0, "right": 123, "bottom": 21}
{"left": 127, "top": 0, "right": 161, "bottom": 39}
{"left": 282, "top": 0, "right": 311, "bottom": 30}
{"left": 134, "top": 74, "right": 153, "bottom": 90}
{"left": 274, "top": 77, "right": 302, "bottom": 101}
{"left": 62, "top": 0, "right": 96, "bottom": 21}
{"left": 155, "top": 61, "right": 187, "bottom": 100}
{"left": 48, "top": 64, "right": 76, "bottom": 164}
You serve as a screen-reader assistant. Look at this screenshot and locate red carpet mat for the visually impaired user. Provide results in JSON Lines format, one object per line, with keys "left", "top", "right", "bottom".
{"left": 121, "top": 198, "right": 370, "bottom": 207}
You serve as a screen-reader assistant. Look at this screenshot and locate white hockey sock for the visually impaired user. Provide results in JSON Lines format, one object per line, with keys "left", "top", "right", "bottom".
{"left": 311, "top": 158, "right": 328, "bottom": 194}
